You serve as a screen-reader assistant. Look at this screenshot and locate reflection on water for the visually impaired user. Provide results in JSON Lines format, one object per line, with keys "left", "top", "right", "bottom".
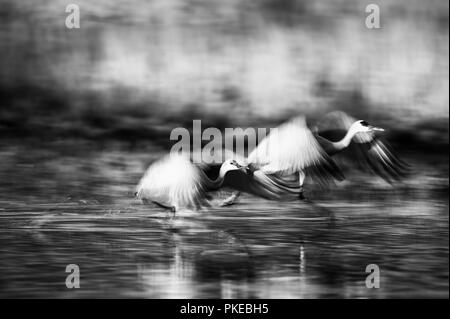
{"left": 0, "top": 141, "right": 448, "bottom": 298}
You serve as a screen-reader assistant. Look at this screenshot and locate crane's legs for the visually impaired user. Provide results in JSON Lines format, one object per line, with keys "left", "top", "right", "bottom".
{"left": 220, "top": 191, "right": 241, "bottom": 206}
{"left": 298, "top": 171, "right": 306, "bottom": 200}
{"left": 141, "top": 198, "right": 177, "bottom": 215}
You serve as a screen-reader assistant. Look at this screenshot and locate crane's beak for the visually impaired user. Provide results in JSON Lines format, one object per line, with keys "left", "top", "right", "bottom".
{"left": 370, "top": 126, "right": 385, "bottom": 132}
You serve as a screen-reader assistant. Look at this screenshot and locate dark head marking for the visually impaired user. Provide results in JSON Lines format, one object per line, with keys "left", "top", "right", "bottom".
{"left": 360, "top": 120, "right": 370, "bottom": 127}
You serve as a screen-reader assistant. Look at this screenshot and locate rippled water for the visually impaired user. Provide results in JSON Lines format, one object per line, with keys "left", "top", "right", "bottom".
{"left": 0, "top": 141, "right": 448, "bottom": 298}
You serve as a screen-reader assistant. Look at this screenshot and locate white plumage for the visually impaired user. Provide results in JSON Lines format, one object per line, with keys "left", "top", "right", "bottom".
{"left": 136, "top": 154, "right": 206, "bottom": 211}
{"left": 248, "top": 116, "right": 331, "bottom": 175}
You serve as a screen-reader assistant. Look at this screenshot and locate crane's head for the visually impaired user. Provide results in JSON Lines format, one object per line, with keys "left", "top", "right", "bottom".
{"left": 220, "top": 159, "right": 247, "bottom": 176}
{"left": 352, "top": 120, "right": 385, "bottom": 134}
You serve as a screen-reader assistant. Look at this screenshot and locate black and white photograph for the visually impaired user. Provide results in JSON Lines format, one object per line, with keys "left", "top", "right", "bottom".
{"left": 0, "top": 0, "right": 448, "bottom": 304}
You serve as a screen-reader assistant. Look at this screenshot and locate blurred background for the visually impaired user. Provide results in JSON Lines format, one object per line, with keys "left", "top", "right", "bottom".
{"left": 0, "top": 0, "right": 448, "bottom": 298}
{"left": 0, "top": 0, "right": 448, "bottom": 145}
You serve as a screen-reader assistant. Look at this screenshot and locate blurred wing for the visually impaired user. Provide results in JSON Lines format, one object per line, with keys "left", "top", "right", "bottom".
{"left": 193, "top": 147, "right": 297, "bottom": 199}
{"left": 190, "top": 149, "right": 298, "bottom": 199}
{"left": 315, "top": 111, "right": 374, "bottom": 143}
{"left": 316, "top": 111, "right": 410, "bottom": 183}
{"left": 222, "top": 169, "right": 301, "bottom": 200}
{"left": 248, "top": 116, "right": 344, "bottom": 186}
{"left": 136, "top": 154, "right": 206, "bottom": 209}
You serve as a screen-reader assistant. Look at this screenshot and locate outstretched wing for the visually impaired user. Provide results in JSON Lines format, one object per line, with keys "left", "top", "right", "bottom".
{"left": 223, "top": 169, "right": 302, "bottom": 199}
{"left": 247, "top": 116, "right": 344, "bottom": 186}
{"left": 192, "top": 148, "right": 299, "bottom": 199}
{"left": 315, "top": 111, "right": 409, "bottom": 183}
{"left": 136, "top": 154, "right": 207, "bottom": 209}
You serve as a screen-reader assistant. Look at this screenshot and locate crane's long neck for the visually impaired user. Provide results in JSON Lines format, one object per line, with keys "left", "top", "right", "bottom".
{"left": 203, "top": 166, "right": 228, "bottom": 190}
{"left": 331, "top": 126, "right": 358, "bottom": 152}
{"left": 208, "top": 174, "right": 225, "bottom": 190}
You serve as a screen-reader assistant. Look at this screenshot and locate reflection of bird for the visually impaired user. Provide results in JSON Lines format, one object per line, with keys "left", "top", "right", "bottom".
{"left": 136, "top": 111, "right": 408, "bottom": 211}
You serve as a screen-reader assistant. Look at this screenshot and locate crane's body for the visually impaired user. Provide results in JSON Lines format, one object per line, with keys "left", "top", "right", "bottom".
{"left": 136, "top": 154, "right": 245, "bottom": 211}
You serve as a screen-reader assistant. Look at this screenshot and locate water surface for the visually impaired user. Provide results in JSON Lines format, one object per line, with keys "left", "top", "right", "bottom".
{"left": 0, "top": 141, "right": 448, "bottom": 298}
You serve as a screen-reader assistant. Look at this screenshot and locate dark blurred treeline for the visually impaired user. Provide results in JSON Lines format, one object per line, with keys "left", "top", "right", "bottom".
{"left": 0, "top": 0, "right": 448, "bottom": 151}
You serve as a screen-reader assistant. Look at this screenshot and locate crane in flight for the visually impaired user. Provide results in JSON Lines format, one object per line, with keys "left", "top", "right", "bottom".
{"left": 135, "top": 111, "right": 408, "bottom": 212}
